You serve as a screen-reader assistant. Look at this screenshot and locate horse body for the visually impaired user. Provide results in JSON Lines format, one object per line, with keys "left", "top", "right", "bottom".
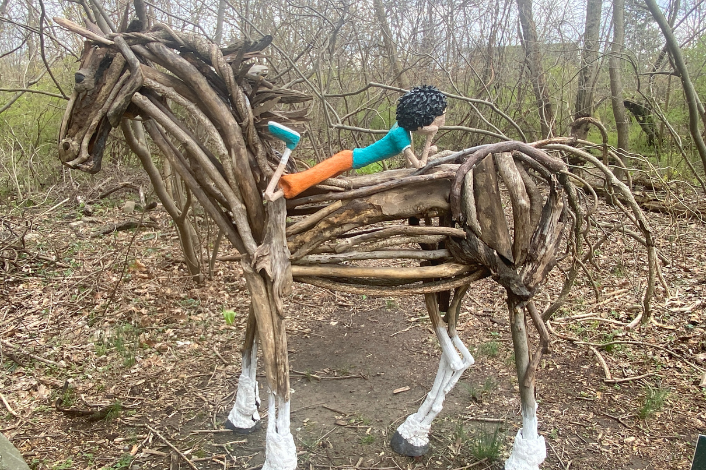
{"left": 56, "top": 15, "right": 579, "bottom": 470}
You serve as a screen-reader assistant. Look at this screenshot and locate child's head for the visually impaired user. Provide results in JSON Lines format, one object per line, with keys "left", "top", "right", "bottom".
{"left": 396, "top": 85, "right": 447, "bottom": 132}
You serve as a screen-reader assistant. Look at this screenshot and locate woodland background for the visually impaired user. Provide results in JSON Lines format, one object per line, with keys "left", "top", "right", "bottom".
{"left": 1, "top": 0, "right": 706, "bottom": 469}
{"left": 2, "top": 0, "right": 706, "bottom": 193}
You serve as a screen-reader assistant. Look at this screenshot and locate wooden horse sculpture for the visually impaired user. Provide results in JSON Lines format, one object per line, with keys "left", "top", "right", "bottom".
{"left": 57, "top": 11, "right": 586, "bottom": 470}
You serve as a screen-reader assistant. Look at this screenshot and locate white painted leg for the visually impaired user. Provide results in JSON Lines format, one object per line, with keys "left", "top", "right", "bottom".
{"left": 392, "top": 327, "right": 474, "bottom": 456}
{"left": 227, "top": 341, "right": 261, "bottom": 432}
{"left": 506, "top": 300, "right": 546, "bottom": 470}
{"left": 262, "top": 390, "right": 297, "bottom": 470}
{"left": 504, "top": 403, "right": 546, "bottom": 470}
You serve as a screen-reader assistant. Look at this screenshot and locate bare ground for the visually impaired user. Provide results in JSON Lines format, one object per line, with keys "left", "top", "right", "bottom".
{"left": 1, "top": 181, "right": 705, "bottom": 470}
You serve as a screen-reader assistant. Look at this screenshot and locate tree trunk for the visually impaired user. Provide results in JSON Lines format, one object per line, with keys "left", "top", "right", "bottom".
{"left": 121, "top": 121, "right": 203, "bottom": 281}
{"left": 516, "top": 0, "right": 555, "bottom": 138}
{"left": 372, "top": 0, "right": 408, "bottom": 89}
{"left": 573, "top": 0, "right": 602, "bottom": 140}
{"left": 645, "top": 0, "right": 706, "bottom": 182}
{"left": 609, "top": 0, "right": 628, "bottom": 178}
{"left": 215, "top": 0, "right": 226, "bottom": 45}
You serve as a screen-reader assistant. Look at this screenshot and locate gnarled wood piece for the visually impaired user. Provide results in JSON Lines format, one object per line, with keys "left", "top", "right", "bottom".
{"left": 253, "top": 198, "right": 292, "bottom": 315}
{"left": 144, "top": 41, "right": 265, "bottom": 240}
{"left": 521, "top": 177, "right": 567, "bottom": 291}
{"left": 447, "top": 228, "right": 531, "bottom": 300}
{"left": 494, "top": 152, "right": 531, "bottom": 265}
{"left": 473, "top": 155, "right": 513, "bottom": 263}
{"left": 297, "top": 269, "right": 489, "bottom": 296}
{"left": 514, "top": 159, "right": 543, "bottom": 231}
{"left": 451, "top": 141, "right": 567, "bottom": 221}
{"left": 461, "top": 169, "right": 482, "bottom": 237}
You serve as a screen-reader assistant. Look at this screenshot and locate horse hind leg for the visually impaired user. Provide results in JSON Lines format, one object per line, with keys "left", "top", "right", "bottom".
{"left": 226, "top": 306, "right": 262, "bottom": 433}
{"left": 391, "top": 290, "right": 474, "bottom": 456}
{"left": 505, "top": 298, "right": 546, "bottom": 470}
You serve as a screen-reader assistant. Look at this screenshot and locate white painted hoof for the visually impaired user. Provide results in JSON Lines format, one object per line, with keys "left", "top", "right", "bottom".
{"left": 395, "top": 413, "right": 431, "bottom": 448}
{"left": 505, "top": 429, "right": 546, "bottom": 470}
{"left": 262, "top": 430, "right": 297, "bottom": 470}
{"left": 227, "top": 374, "right": 260, "bottom": 431}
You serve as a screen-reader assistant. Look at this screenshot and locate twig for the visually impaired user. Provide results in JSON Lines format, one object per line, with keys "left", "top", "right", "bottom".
{"left": 390, "top": 325, "right": 418, "bottom": 337}
{"left": 291, "top": 369, "right": 321, "bottom": 380}
{"left": 461, "top": 416, "right": 505, "bottom": 423}
{"left": 322, "top": 405, "right": 350, "bottom": 416}
{"left": 0, "top": 340, "right": 64, "bottom": 368}
{"left": 0, "top": 393, "right": 20, "bottom": 418}
{"left": 142, "top": 423, "right": 199, "bottom": 470}
{"left": 589, "top": 346, "right": 612, "bottom": 381}
{"left": 450, "top": 459, "right": 487, "bottom": 470}
{"left": 605, "top": 373, "right": 656, "bottom": 384}
{"left": 598, "top": 411, "right": 633, "bottom": 428}
{"left": 212, "top": 346, "right": 229, "bottom": 365}
{"left": 190, "top": 429, "right": 239, "bottom": 434}
{"left": 36, "top": 198, "right": 69, "bottom": 218}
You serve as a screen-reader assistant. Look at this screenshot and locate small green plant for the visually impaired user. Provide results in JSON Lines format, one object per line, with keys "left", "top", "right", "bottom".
{"left": 385, "top": 299, "right": 397, "bottom": 310}
{"left": 222, "top": 309, "right": 236, "bottom": 325}
{"left": 354, "top": 162, "right": 385, "bottom": 175}
{"left": 52, "top": 459, "right": 73, "bottom": 470}
{"left": 59, "top": 386, "right": 76, "bottom": 408}
{"left": 477, "top": 341, "right": 499, "bottom": 358}
{"left": 105, "top": 401, "right": 122, "bottom": 421}
{"left": 465, "top": 378, "right": 495, "bottom": 402}
{"left": 360, "top": 434, "right": 375, "bottom": 445}
{"left": 102, "top": 454, "right": 133, "bottom": 469}
{"left": 469, "top": 425, "right": 502, "bottom": 461}
{"left": 638, "top": 385, "right": 669, "bottom": 419}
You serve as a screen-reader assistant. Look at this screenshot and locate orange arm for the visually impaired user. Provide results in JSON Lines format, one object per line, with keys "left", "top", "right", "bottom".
{"left": 279, "top": 150, "right": 353, "bottom": 199}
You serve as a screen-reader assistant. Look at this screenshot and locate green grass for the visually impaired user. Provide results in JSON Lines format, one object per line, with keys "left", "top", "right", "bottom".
{"left": 477, "top": 341, "right": 500, "bottom": 358}
{"left": 638, "top": 385, "right": 669, "bottom": 419}
{"left": 469, "top": 425, "right": 502, "bottom": 461}
{"left": 465, "top": 377, "right": 496, "bottom": 402}
{"left": 359, "top": 434, "right": 375, "bottom": 445}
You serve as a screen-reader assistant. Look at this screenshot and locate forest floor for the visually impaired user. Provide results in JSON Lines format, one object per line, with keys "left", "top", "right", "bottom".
{"left": 1, "top": 173, "right": 705, "bottom": 470}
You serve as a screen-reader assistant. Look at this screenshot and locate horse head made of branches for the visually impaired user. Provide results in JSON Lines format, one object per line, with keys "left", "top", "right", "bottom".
{"left": 58, "top": 35, "right": 127, "bottom": 174}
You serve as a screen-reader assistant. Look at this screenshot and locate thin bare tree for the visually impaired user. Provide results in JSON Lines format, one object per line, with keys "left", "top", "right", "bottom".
{"left": 573, "top": 0, "right": 602, "bottom": 140}
{"left": 515, "top": 0, "right": 555, "bottom": 138}
{"left": 609, "top": 0, "right": 629, "bottom": 169}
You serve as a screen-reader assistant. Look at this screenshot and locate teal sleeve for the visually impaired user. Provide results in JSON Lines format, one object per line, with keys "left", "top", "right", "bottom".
{"left": 352, "top": 124, "right": 412, "bottom": 169}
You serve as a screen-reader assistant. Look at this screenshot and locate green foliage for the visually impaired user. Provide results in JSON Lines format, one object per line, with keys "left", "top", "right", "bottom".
{"left": 469, "top": 425, "right": 502, "bottom": 461}
{"left": 465, "top": 377, "right": 496, "bottom": 402}
{"left": 52, "top": 459, "right": 73, "bottom": 470}
{"left": 359, "top": 434, "right": 375, "bottom": 445}
{"left": 638, "top": 384, "right": 669, "bottom": 419}
{"left": 354, "top": 161, "right": 385, "bottom": 175}
{"left": 0, "top": 81, "right": 68, "bottom": 200}
{"left": 59, "top": 386, "right": 76, "bottom": 408}
{"left": 102, "top": 454, "right": 133, "bottom": 470}
{"left": 222, "top": 309, "right": 237, "bottom": 325}
{"left": 104, "top": 401, "right": 122, "bottom": 421}
{"left": 477, "top": 341, "right": 500, "bottom": 358}
{"left": 94, "top": 323, "right": 140, "bottom": 368}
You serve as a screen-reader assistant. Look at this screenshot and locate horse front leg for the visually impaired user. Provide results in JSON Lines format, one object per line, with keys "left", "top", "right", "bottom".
{"left": 391, "top": 290, "right": 474, "bottom": 456}
{"left": 227, "top": 306, "right": 261, "bottom": 433}
{"left": 245, "top": 271, "right": 296, "bottom": 470}
{"left": 505, "top": 297, "right": 546, "bottom": 470}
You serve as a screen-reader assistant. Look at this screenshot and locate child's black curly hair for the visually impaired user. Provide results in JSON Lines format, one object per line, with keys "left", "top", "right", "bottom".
{"left": 396, "top": 85, "right": 447, "bottom": 131}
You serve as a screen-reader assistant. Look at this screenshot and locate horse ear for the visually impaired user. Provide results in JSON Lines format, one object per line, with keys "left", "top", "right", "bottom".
{"left": 118, "top": 2, "right": 130, "bottom": 32}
